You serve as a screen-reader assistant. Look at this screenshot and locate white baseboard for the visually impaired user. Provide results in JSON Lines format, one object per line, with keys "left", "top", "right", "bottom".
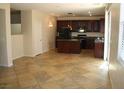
{"left": 0, "top": 63, "right": 13, "bottom": 67}
{"left": 12, "top": 55, "right": 24, "bottom": 60}
{"left": 12, "top": 48, "right": 56, "bottom": 60}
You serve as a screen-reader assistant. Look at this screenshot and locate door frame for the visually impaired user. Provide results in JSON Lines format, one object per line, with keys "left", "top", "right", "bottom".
{"left": 104, "top": 9, "right": 111, "bottom": 62}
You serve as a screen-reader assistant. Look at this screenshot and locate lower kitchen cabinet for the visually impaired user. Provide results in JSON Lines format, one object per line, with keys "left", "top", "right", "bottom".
{"left": 56, "top": 39, "right": 81, "bottom": 54}
{"left": 86, "top": 37, "right": 95, "bottom": 49}
{"left": 80, "top": 37, "right": 96, "bottom": 49}
{"left": 94, "top": 42, "right": 104, "bottom": 58}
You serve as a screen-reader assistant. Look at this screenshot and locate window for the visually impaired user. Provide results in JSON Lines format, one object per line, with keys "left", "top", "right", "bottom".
{"left": 118, "top": 4, "right": 124, "bottom": 63}
{"left": 119, "top": 21, "right": 124, "bottom": 61}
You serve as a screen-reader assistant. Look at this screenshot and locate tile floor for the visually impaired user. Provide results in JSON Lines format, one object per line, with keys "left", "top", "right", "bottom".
{"left": 0, "top": 49, "right": 111, "bottom": 89}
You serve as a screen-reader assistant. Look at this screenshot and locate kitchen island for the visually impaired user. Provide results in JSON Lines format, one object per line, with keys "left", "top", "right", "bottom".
{"left": 56, "top": 39, "right": 81, "bottom": 54}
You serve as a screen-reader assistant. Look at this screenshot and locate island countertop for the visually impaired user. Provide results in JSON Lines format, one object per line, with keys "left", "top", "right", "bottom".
{"left": 56, "top": 39, "right": 80, "bottom": 42}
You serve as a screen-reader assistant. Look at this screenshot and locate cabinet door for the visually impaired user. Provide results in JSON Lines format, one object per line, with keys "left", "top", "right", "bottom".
{"left": 92, "top": 20, "right": 100, "bottom": 32}
{"left": 100, "top": 18, "right": 105, "bottom": 33}
{"left": 71, "top": 21, "right": 79, "bottom": 31}
{"left": 57, "top": 41, "right": 69, "bottom": 53}
{"left": 87, "top": 20, "right": 92, "bottom": 32}
{"left": 57, "top": 20, "right": 72, "bottom": 32}
{"left": 83, "top": 21, "right": 88, "bottom": 31}
{"left": 94, "top": 42, "right": 104, "bottom": 58}
{"left": 57, "top": 21, "right": 68, "bottom": 31}
{"left": 61, "top": 21, "right": 69, "bottom": 27}
{"left": 86, "top": 37, "right": 95, "bottom": 49}
{"left": 57, "top": 21, "right": 61, "bottom": 32}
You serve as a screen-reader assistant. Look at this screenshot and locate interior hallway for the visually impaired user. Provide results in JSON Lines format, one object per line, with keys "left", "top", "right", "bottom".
{"left": 0, "top": 50, "right": 111, "bottom": 89}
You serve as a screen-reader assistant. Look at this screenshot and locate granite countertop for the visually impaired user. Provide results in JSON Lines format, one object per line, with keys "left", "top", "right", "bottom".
{"left": 95, "top": 37, "right": 104, "bottom": 43}
{"left": 57, "top": 39, "right": 80, "bottom": 42}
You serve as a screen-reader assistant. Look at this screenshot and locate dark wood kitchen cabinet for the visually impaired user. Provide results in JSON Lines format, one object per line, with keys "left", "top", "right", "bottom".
{"left": 85, "top": 37, "right": 96, "bottom": 49}
{"left": 94, "top": 42, "right": 104, "bottom": 58}
{"left": 57, "top": 20, "right": 101, "bottom": 32}
{"left": 80, "top": 37, "right": 96, "bottom": 49}
{"left": 57, "top": 20, "right": 72, "bottom": 31}
{"left": 92, "top": 20, "right": 100, "bottom": 32}
{"left": 100, "top": 18, "right": 105, "bottom": 33}
{"left": 71, "top": 21, "right": 79, "bottom": 31}
{"left": 56, "top": 39, "right": 81, "bottom": 54}
{"left": 56, "top": 20, "right": 68, "bottom": 32}
{"left": 87, "top": 20, "right": 92, "bottom": 32}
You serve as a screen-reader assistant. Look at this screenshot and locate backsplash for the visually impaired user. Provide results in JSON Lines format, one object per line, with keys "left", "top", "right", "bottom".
{"left": 71, "top": 32, "right": 104, "bottom": 37}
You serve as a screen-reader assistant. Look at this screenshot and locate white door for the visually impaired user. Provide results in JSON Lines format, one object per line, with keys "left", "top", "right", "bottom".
{"left": 34, "top": 16, "right": 43, "bottom": 55}
{"left": 36, "top": 21, "right": 42, "bottom": 55}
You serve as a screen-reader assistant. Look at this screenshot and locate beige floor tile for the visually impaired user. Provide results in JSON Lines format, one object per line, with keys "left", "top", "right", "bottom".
{"left": 0, "top": 49, "right": 111, "bottom": 89}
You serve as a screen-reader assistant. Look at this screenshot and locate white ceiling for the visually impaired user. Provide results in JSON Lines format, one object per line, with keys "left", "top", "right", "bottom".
{"left": 11, "top": 3, "right": 106, "bottom": 17}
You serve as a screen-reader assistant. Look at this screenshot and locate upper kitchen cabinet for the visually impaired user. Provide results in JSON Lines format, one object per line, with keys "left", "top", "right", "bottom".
{"left": 92, "top": 20, "right": 100, "bottom": 32}
{"left": 57, "top": 21, "right": 68, "bottom": 28}
{"left": 57, "top": 20, "right": 102, "bottom": 32}
{"left": 71, "top": 21, "right": 79, "bottom": 32}
{"left": 79, "top": 20, "right": 88, "bottom": 31}
{"left": 100, "top": 18, "right": 105, "bottom": 33}
{"left": 57, "top": 20, "right": 72, "bottom": 32}
{"left": 87, "top": 20, "right": 92, "bottom": 32}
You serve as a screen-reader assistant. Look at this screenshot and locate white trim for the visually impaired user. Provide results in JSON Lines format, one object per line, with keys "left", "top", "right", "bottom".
{"left": 12, "top": 55, "right": 24, "bottom": 60}
{"left": 11, "top": 48, "right": 54, "bottom": 60}
{"left": 104, "top": 10, "right": 108, "bottom": 61}
{"left": 0, "top": 62, "right": 13, "bottom": 67}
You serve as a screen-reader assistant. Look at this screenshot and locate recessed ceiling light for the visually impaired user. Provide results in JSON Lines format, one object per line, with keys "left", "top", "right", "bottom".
{"left": 88, "top": 10, "right": 92, "bottom": 16}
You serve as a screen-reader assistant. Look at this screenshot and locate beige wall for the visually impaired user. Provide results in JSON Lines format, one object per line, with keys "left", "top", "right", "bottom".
{"left": 109, "top": 3, "right": 124, "bottom": 88}
{"left": 21, "top": 10, "right": 56, "bottom": 57}
{"left": 0, "top": 4, "right": 12, "bottom": 67}
{"left": 32, "top": 10, "right": 56, "bottom": 53}
{"left": 47, "top": 16, "right": 57, "bottom": 50}
{"left": 21, "top": 10, "right": 33, "bottom": 57}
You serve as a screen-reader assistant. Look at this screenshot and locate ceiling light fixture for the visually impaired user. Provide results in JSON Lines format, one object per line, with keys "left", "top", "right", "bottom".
{"left": 88, "top": 10, "right": 91, "bottom": 14}
{"left": 88, "top": 10, "right": 92, "bottom": 16}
